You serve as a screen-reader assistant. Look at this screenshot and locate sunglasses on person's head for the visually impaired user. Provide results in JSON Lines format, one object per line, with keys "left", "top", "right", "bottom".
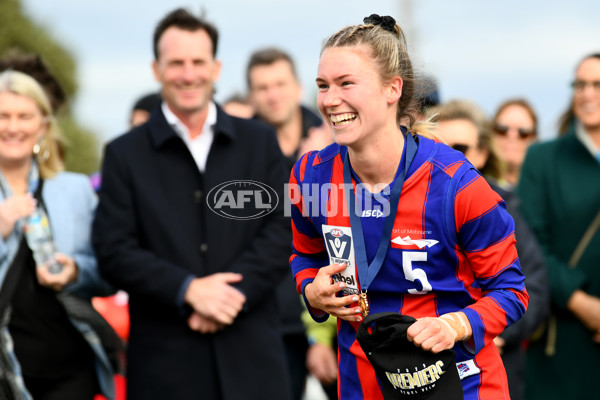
{"left": 451, "top": 144, "right": 471, "bottom": 154}
{"left": 493, "top": 124, "right": 535, "bottom": 139}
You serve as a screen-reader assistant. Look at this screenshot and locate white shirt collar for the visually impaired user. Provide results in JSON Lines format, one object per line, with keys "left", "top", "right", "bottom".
{"left": 161, "top": 101, "right": 217, "bottom": 172}
{"left": 161, "top": 101, "right": 217, "bottom": 140}
{"left": 575, "top": 120, "right": 600, "bottom": 158}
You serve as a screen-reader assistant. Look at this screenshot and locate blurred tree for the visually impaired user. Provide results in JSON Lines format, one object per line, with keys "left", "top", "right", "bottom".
{"left": 0, "top": 0, "right": 100, "bottom": 174}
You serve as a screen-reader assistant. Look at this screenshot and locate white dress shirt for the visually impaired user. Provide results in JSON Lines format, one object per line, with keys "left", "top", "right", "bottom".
{"left": 161, "top": 101, "right": 216, "bottom": 173}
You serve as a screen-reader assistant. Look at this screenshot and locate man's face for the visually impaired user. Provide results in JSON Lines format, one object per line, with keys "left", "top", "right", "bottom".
{"left": 248, "top": 59, "right": 302, "bottom": 127}
{"left": 153, "top": 27, "right": 221, "bottom": 118}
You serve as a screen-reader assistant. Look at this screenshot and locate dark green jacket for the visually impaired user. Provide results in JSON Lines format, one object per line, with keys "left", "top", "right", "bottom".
{"left": 517, "top": 128, "right": 600, "bottom": 400}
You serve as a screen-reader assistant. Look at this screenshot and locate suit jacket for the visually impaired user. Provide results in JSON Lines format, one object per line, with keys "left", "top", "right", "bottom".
{"left": 92, "top": 104, "right": 292, "bottom": 400}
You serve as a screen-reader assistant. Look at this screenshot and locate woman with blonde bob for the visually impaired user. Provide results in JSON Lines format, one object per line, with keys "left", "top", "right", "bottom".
{"left": 0, "top": 70, "right": 116, "bottom": 400}
{"left": 288, "top": 14, "right": 528, "bottom": 400}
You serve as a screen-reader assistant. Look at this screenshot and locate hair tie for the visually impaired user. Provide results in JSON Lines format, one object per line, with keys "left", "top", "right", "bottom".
{"left": 363, "top": 14, "right": 397, "bottom": 34}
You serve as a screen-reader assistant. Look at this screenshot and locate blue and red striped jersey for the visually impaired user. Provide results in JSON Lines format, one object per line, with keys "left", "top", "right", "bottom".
{"left": 289, "top": 135, "right": 528, "bottom": 400}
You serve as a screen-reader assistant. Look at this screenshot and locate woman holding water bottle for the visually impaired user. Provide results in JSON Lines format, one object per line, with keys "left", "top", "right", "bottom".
{"left": 0, "top": 70, "right": 116, "bottom": 400}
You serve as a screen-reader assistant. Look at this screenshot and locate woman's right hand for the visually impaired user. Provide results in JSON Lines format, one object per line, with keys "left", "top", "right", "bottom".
{"left": 306, "top": 342, "right": 338, "bottom": 385}
{"left": 0, "top": 194, "right": 36, "bottom": 239}
{"left": 304, "top": 263, "right": 363, "bottom": 322}
{"left": 568, "top": 290, "right": 600, "bottom": 342}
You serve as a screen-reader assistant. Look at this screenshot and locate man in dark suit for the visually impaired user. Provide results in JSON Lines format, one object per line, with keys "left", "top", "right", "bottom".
{"left": 92, "top": 8, "right": 292, "bottom": 400}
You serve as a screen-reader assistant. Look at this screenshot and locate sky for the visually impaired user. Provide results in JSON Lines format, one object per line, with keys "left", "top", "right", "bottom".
{"left": 19, "top": 0, "right": 600, "bottom": 148}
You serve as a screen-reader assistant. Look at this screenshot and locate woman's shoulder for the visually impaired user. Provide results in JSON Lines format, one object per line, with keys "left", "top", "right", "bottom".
{"left": 291, "top": 143, "right": 343, "bottom": 187}
{"left": 44, "top": 171, "right": 96, "bottom": 199}
{"left": 531, "top": 133, "right": 577, "bottom": 153}
{"left": 294, "top": 142, "right": 341, "bottom": 170}
{"left": 422, "top": 137, "right": 473, "bottom": 177}
{"left": 523, "top": 135, "right": 576, "bottom": 169}
{"left": 46, "top": 171, "right": 94, "bottom": 187}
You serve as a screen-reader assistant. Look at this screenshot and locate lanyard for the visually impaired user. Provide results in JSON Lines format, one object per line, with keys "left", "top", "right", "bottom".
{"left": 342, "top": 133, "right": 418, "bottom": 293}
{"left": 0, "top": 162, "right": 39, "bottom": 199}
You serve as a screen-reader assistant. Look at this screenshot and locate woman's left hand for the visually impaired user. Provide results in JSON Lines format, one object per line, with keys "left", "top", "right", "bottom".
{"left": 36, "top": 253, "right": 78, "bottom": 291}
{"left": 406, "top": 317, "right": 458, "bottom": 353}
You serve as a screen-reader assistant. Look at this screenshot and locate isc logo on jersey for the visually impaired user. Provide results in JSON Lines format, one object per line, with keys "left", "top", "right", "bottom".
{"left": 322, "top": 225, "right": 359, "bottom": 295}
{"left": 362, "top": 209, "right": 385, "bottom": 218}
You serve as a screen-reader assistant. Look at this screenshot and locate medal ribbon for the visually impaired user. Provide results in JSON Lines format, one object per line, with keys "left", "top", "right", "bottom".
{"left": 343, "top": 133, "right": 418, "bottom": 294}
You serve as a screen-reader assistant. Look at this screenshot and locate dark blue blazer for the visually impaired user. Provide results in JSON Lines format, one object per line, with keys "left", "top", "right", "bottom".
{"left": 92, "top": 104, "right": 292, "bottom": 400}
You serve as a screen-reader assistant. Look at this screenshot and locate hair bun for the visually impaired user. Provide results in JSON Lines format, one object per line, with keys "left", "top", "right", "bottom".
{"left": 363, "top": 14, "right": 397, "bottom": 34}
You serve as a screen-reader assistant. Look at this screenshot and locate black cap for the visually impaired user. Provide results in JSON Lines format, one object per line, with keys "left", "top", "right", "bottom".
{"left": 356, "top": 312, "right": 463, "bottom": 400}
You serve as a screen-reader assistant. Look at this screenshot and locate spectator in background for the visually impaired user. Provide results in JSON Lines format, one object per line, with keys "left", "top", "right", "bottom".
{"left": 89, "top": 91, "right": 161, "bottom": 194}
{"left": 301, "top": 308, "right": 338, "bottom": 399}
{"left": 0, "top": 52, "right": 67, "bottom": 113}
{"left": 92, "top": 8, "right": 292, "bottom": 400}
{"left": 0, "top": 70, "right": 117, "bottom": 400}
{"left": 432, "top": 99, "right": 549, "bottom": 400}
{"left": 415, "top": 74, "right": 440, "bottom": 121}
{"left": 222, "top": 92, "right": 254, "bottom": 118}
{"left": 91, "top": 91, "right": 164, "bottom": 342}
{"left": 247, "top": 47, "right": 332, "bottom": 164}
{"left": 129, "top": 92, "right": 161, "bottom": 128}
{"left": 518, "top": 53, "right": 600, "bottom": 400}
{"left": 0, "top": 53, "right": 68, "bottom": 163}
{"left": 246, "top": 47, "right": 330, "bottom": 400}
{"left": 491, "top": 99, "right": 538, "bottom": 189}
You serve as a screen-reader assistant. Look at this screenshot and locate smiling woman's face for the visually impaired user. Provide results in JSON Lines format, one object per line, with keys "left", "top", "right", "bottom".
{"left": 573, "top": 57, "right": 600, "bottom": 132}
{"left": 316, "top": 45, "right": 394, "bottom": 149}
{"left": 0, "top": 91, "right": 46, "bottom": 168}
{"left": 493, "top": 104, "right": 536, "bottom": 169}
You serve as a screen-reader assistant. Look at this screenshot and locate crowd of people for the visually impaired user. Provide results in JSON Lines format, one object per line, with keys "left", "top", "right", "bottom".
{"left": 0, "top": 6, "right": 598, "bottom": 400}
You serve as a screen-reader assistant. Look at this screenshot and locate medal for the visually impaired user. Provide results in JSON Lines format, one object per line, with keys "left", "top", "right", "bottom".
{"left": 358, "top": 291, "right": 370, "bottom": 318}
{"left": 343, "top": 133, "right": 418, "bottom": 322}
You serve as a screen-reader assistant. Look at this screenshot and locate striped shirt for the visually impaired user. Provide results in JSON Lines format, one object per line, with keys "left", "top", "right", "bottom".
{"left": 289, "top": 134, "right": 529, "bottom": 400}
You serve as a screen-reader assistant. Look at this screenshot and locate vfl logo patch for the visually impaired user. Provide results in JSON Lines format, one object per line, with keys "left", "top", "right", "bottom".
{"left": 392, "top": 236, "right": 439, "bottom": 249}
{"left": 325, "top": 229, "right": 351, "bottom": 259}
{"left": 322, "top": 225, "right": 359, "bottom": 295}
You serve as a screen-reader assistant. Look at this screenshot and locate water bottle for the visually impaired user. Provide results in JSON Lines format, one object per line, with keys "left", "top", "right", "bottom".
{"left": 23, "top": 207, "right": 63, "bottom": 274}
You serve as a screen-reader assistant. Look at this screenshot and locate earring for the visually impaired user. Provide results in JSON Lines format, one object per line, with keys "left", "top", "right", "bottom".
{"left": 33, "top": 142, "right": 50, "bottom": 163}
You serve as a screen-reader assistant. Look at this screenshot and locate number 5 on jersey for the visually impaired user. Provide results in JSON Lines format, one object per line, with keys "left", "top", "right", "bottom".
{"left": 402, "top": 251, "right": 432, "bottom": 294}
